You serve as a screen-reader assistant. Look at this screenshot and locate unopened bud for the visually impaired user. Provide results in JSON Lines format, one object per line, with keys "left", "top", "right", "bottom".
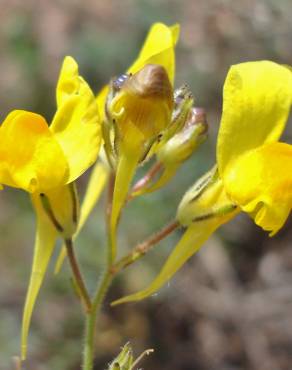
{"left": 108, "top": 343, "right": 154, "bottom": 370}
{"left": 108, "top": 343, "right": 134, "bottom": 370}
{"left": 157, "top": 107, "right": 208, "bottom": 165}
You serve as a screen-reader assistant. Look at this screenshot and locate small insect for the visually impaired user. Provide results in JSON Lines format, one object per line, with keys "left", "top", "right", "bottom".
{"left": 174, "top": 84, "right": 193, "bottom": 105}
{"left": 113, "top": 73, "right": 131, "bottom": 91}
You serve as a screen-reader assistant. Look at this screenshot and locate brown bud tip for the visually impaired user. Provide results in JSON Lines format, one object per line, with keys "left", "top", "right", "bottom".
{"left": 186, "top": 107, "right": 208, "bottom": 134}
{"left": 123, "top": 64, "right": 173, "bottom": 106}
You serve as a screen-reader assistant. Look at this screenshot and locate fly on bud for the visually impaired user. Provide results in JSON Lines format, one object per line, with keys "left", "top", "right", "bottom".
{"left": 113, "top": 73, "right": 132, "bottom": 91}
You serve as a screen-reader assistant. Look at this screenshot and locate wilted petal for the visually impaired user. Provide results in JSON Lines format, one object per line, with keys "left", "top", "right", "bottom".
{"left": 96, "top": 22, "right": 179, "bottom": 121}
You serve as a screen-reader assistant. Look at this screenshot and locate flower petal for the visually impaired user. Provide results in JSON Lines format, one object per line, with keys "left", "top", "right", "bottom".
{"left": 224, "top": 142, "right": 292, "bottom": 235}
{"left": 217, "top": 61, "right": 292, "bottom": 176}
{"left": 50, "top": 56, "right": 101, "bottom": 183}
{"left": 0, "top": 110, "right": 68, "bottom": 192}
{"left": 21, "top": 194, "right": 58, "bottom": 360}
{"left": 128, "top": 22, "right": 179, "bottom": 84}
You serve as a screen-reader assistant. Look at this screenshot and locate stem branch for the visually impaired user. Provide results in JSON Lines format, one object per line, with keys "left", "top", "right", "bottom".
{"left": 82, "top": 172, "right": 116, "bottom": 370}
{"left": 112, "top": 220, "right": 180, "bottom": 274}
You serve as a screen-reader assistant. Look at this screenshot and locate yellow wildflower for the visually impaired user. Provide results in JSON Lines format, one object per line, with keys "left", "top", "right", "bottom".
{"left": 112, "top": 60, "right": 292, "bottom": 305}
{"left": 0, "top": 56, "right": 101, "bottom": 358}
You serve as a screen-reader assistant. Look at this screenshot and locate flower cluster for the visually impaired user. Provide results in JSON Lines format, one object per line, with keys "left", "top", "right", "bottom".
{"left": 1, "top": 22, "right": 291, "bottom": 365}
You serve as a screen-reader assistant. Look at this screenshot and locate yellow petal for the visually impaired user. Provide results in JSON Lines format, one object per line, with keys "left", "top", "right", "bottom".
{"left": 21, "top": 194, "right": 58, "bottom": 359}
{"left": 0, "top": 110, "right": 68, "bottom": 192}
{"left": 54, "top": 160, "right": 109, "bottom": 273}
{"left": 128, "top": 22, "right": 179, "bottom": 84}
{"left": 217, "top": 61, "right": 292, "bottom": 176}
{"left": 111, "top": 220, "right": 224, "bottom": 305}
{"left": 51, "top": 56, "right": 102, "bottom": 183}
{"left": 224, "top": 142, "right": 292, "bottom": 235}
{"left": 96, "top": 84, "right": 109, "bottom": 122}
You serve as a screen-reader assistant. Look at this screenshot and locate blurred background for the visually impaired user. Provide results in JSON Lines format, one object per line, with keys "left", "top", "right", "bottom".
{"left": 0, "top": 0, "right": 292, "bottom": 369}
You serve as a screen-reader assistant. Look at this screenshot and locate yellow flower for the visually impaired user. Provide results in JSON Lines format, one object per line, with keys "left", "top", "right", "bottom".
{"left": 0, "top": 56, "right": 101, "bottom": 359}
{"left": 55, "top": 22, "right": 179, "bottom": 272}
{"left": 112, "top": 60, "right": 292, "bottom": 305}
{"left": 217, "top": 62, "right": 292, "bottom": 234}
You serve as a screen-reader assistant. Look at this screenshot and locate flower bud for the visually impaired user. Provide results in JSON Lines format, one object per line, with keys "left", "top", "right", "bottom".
{"left": 108, "top": 343, "right": 153, "bottom": 370}
{"left": 157, "top": 107, "right": 208, "bottom": 165}
{"left": 109, "top": 64, "right": 173, "bottom": 145}
{"left": 108, "top": 343, "right": 134, "bottom": 370}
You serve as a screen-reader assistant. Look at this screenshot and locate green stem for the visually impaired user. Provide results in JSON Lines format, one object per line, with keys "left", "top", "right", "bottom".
{"left": 82, "top": 172, "right": 116, "bottom": 370}
{"left": 81, "top": 219, "right": 179, "bottom": 369}
{"left": 82, "top": 271, "right": 113, "bottom": 370}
